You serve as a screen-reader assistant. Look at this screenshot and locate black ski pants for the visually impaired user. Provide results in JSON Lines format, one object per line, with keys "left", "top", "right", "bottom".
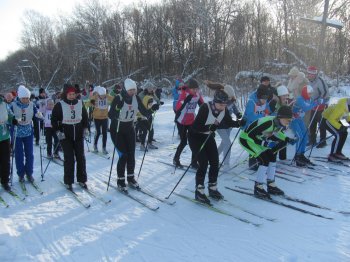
{"left": 324, "top": 119, "right": 348, "bottom": 155}
{"left": 94, "top": 118, "right": 108, "bottom": 148}
{"left": 0, "top": 139, "right": 10, "bottom": 186}
{"left": 309, "top": 110, "right": 327, "bottom": 144}
{"left": 45, "top": 127, "right": 59, "bottom": 156}
{"left": 61, "top": 138, "right": 87, "bottom": 185}
{"left": 110, "top": 122, "right": 136, "bottom": 178}
{"left": 188, "top": 131, "right": 218, "bottom": 187}
{"left": 137, "top": 118, "right": 154, "bottom": 145}
{"left": 174, "top": 123, "right": 196, "bottom": 163}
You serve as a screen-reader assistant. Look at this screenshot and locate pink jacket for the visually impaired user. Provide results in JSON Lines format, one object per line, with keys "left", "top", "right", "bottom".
{"left": 175, "top": 88, "right": 204, "bottom": 125}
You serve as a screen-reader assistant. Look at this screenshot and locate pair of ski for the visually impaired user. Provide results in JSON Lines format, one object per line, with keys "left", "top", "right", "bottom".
{"left": 311, "top": 156, "right": 350, "bottom": 170}
{"left": 103, "top": 181, "right": 176, "bottom": 211}
{"left": 157, "top": 160, "right": 197, "bottom": 173}
{"left": 19, "top": 181, "right": 44, "bottom": 197}
{"left": 226, "top": 185, "right": 349, "bottom": 219}
{"left": 43, "top": 156, "right": 64, "bottom": 166}
{"left": 61, "top": 181, "right": 111, "bottom": 208}
{"left": 0, "top": 188, "right": 27, "bottom": 207}
{"left": 90, "top": 151, "right": 111, "bottom": 160}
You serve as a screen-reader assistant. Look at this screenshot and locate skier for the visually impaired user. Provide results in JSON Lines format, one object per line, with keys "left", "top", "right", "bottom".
{"left": 108, "top": 78, "right": 159, "bottom": 191}
{"left": 239, "top": 105, "right": 295, "bottom": 198}
{"left": 51, "top": 84, "right": 89, "bottom": 190}
{"left": 306, "top": 66, "right": 329, "bottom": 148}
{"left": 322, "top": 98, "right": 350, "bottom": 161}
{"left": 43, "top": 98, "right": 60, "bottom": 159}
{"left": 173, "top": 78, "right": 204, "bottom": 168}
{"left": 291, "top": 85, "right": 320, "bottom": 166}
{"left": 89, "top": 86, "right": 113, "bottom": 154}
{"left": 188, "top": 89, "right": 241, "bottom": 204}
{"left": 10, "top": 85, "right": 42, "bottom": 183}
{"left": 242, "top": 84, "right": 272, "bottom": 170}
{"left": 0, "top": 94, "right": 15, "bottom": 191}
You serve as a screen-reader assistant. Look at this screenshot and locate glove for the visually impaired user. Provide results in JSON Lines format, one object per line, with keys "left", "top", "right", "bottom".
{"left": 159, "top": 101, "right": 164, "bottom": 105}
{"left": 236, "top": 112, "right": 243, "bottom": 119}
{"left": 35, "top": 112, "right": 44, "bottom": 119}
{"left": 56, "top": 131, "right": 65, "bottom": 141}
{"left": 209, "top": 124, "right": 217, "bottom": 132}
{"left": 12, "top": 118, "right": 18, "bottom": 126}
{"left": 183, "top": 95, "right": 193, "bottom": 104}
{"left": 90, "top": 99, "right": 95, "bottom": 106}
{"left": 266, "top": 141, "right": 277, "bottom": 148}
{"left": 238, "top": 118, "right": 246, "bottom": 127}
{"left": 151, "top": 104, "right": 159, "bottom": 111}
{"left": 115, "top": 99, "right": 123, "bottom": 110}
{"left": 285, "top": 137, "right": 297, "bottom": 145}
{"left": 84, "top": 128, "right": 90, "bottom": 138}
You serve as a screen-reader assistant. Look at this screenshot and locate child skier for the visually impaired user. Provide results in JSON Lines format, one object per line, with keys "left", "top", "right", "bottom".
{"left": 10, "top": 85, "right": 42, "bottom": 183}
{"left": 51, "top": 84, "right": 89, "bottom": 190}
{"left": 239, "top": 106, "right": 295, "bottom": 198}
{"left": 173, "top": 78, "right": 204, "bottom": 168}
{"left": 89, "top": 86, "right": 113, "bottom": 154}
{"left": 0, "top": 94, "right": 15, "bottom": 191}
{"left": 188, "top": 89, "right": 241, "bottom": 204}
{"left": 322, "top": 98, "right": 350, "bottom": 161}
{"left": 108, "top": 78, "right": 159, "bottom": 191}
{"left": 43, "top": 98, "right": 60, "bottom": 159}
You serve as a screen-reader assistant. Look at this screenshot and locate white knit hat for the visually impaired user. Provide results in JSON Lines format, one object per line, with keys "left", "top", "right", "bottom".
{"left": 277, "top": 85, "right": 289, "bottom": 96}
{"left": 18, "top": 85, "right": 31, "bottom": 98}
{"left": 96, "top": 86, "right": 106, "bottom": 96}
{"left": 124, "top": 78, "right": 137, "bottom": 91}
{"left": 288, "top": 67, "right": 299, "bottom": 77}
{"left": 223, "top": 85, "right": 235, "bottom": 99}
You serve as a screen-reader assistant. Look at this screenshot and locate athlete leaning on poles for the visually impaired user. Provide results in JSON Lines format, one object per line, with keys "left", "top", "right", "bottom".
{"left": 321, "top": 98, "right": 350, "bottom": 162}
{"left": 188, "top": 89, "right": 241, "bottom": 205}
{"left": 239, "top": 105, "right": 296, "bottom": 199}
{"left": 108, "top": 78, "right": 159, "bottom": 191}
{"left": 51, "top": 84, "right": 89, "bottom": 190}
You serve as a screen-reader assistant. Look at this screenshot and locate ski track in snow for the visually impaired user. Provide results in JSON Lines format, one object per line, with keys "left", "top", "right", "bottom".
{"left": 1, "top": 100, "right": 350, "bottom": 261}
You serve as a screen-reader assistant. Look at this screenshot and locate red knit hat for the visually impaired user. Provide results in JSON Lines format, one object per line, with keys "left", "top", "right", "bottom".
{"left": 307, "top": 66, "right": 317, "bottom": 75}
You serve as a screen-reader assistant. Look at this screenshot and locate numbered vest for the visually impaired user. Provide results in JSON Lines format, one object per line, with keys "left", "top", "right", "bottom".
{"left": 0, "top": 103, "right": 8, "bottom": 125}
{"left": 60, "top": 100, "right": 82, "bottom": 125}
{"left": 254, "top": 103, "right": 268, "bottom": 115}
{"left": 96, "top": 97, "right": 108, "bottom": 110}
{"left": 12, "top": 102, "right": 34, "bottom": 125}
{"left": 44, "top": 109, "right": 53, "bottom": 127}
{"left": 118, "top": 95, "right": 139, "bottom": 122}
{"left": 203, "top": 102, "right": 225, "bottom": 134}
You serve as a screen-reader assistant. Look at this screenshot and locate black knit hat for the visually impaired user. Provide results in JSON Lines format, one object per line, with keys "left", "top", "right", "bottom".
{"left": 213, "top": 89, "right": 229, "bottom": 104}
{"left": 256, "top": 84, "right": 270, "bottom": 99}
{"left": 277, "top": 105, "right": 293, "bottom": 119}
{"left": 39, "top": 88, "right": 45, "bottom": 94}
{"left": 260, "top": 76, "right": 270, "bottom": 83}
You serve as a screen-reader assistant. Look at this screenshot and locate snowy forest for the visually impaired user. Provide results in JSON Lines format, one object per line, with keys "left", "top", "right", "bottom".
{"left": 0, "top": 0, "right": 350, "bottom": 92}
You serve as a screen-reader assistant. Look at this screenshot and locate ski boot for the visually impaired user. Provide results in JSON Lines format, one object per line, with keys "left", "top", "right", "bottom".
{"left": 47, "top": 153, "right": 53, "bottom": 159}
{"left": 208, "top": 183, "right": 224, "bottom": 200}
{"left": 195, "top": 185, "right": 211, "bottom": 205}
{"left": 26, "top": 174, "right": 34, "bottom": 183}
{"left": 173, "top": 157, "right": 183, "bottom": 168}
{"left": 2, "top": 183, "right": 11, "bottom": 191}
{"left": 65, "top": 184, "right": 73, "bottom": 190}
{"left": 140, "top": 144, "right": 148, "bottom": 151}
{"left": 102, "top": 147, "right": 109, "bottom": 155}
{"left": 254, "top": 182, "right": 271, "bottom": 199}
{"left": 190, "top": 162, "right": 199, "bottom": 170}
{"left": 148, "top": 143, "right": 158, "bottom": 149}
{"left": 328, "top": 154, "right": 342, "bottom": 162}
{"left": 78, "top": 182, "right": 88, "bottom": 189}
{"left": 267, "top": 180, "right": 284, "bottom": 195}
{"left": 334, "top": 152, "right": 349, "bottom": 160}
{"left": 53, "top": 153, "right": 61, "bottom": 160}
{"left": 127, "top": 175, "right": 140, "bottom": 189}
{"left": 93, "top": 144, "right": 98, "bottom": 153}
{"left": 249, "top": 157, "right": 259, "bottom": 171}
{"left": 316, "top": 141, "right": 327, "bottom": 148}
{"left": 295, "top": 155, "right": 307, "bottom": 167}
{"left": 19, "top": 176, "right": 25, "bottom": 183}
{"left": 117, "top": 179, "right": 128, "bottom": 192}
{"left": 300, "top": 154, "right": 315, "bottom": 166}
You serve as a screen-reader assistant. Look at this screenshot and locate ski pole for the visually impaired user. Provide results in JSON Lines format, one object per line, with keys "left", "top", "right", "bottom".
{"left": 290, "top": 105, "right": 320, "bottom": 165}
{"left": 137, "top": 111, "right": 156, "bottom": 180}
{"left": 85, "top": 136, "right": 90, "bottom": 152}
{"left": 307, "top": 133, "right": 334, "bottom": 156}
{"left": 42, "top": 141, "right": 62, "bottom": 176}
{"left": 166, "top": 131, "right": 213, "bottom": 199}
{"left": 218, "top": 128, "right": 241, "bottom": 172}
{"left": 40, "top": 144, "right": 43, "bottom": 181}
{"left": 10, "top": 126, "right": 17, "bottom": 186}
{"left": 306, "top": 115, "right": 324, "bottom": 158}
{"left": 107, "top": 120, "right": 120, "bottom": 191}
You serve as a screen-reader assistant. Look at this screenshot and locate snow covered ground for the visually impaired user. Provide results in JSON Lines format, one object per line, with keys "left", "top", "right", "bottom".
{"left": 1, "top": 99, "right": 350, "bottom": 262}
